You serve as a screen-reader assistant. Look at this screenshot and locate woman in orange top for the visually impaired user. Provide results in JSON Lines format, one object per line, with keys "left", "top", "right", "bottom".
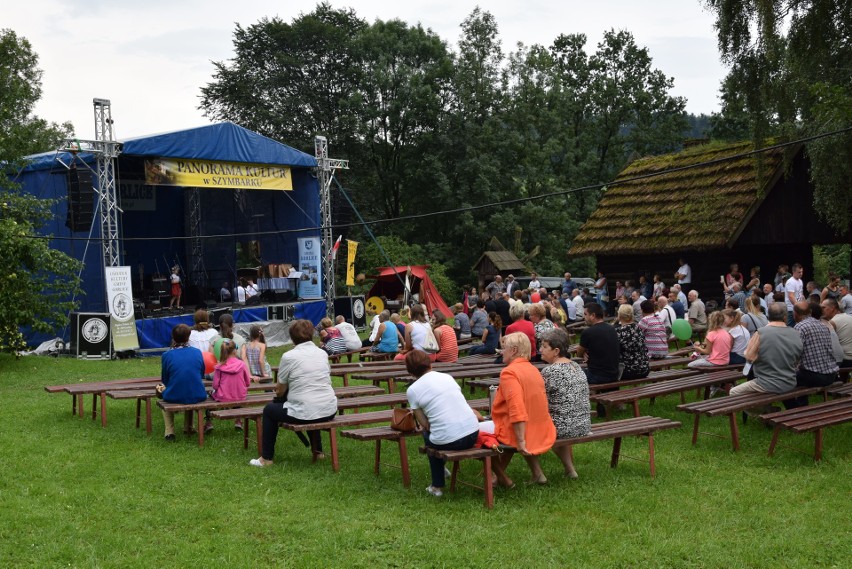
{"left": 431, "top": 309, "right": 459, "bottom": 363}
{"left": 481, "top": 332, "right": 556, "bottom": 487}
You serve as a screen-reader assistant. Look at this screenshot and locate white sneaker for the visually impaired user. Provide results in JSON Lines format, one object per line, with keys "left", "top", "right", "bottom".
{"left": 426, "top": 485, "right": 443, "bottom": 497}
{"left": 249, "top": 458, "right": 272, "bottom": 468}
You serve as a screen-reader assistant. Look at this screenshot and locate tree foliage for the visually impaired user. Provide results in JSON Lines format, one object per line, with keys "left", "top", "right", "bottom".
{"left": 200, "top": 6, "right": 690, "bottom": 298}
{"left": 705, "top": 0, "right": 852, "bottom": 232}
{"left": 1, "top": 29, "right": 81, "bottom": 352}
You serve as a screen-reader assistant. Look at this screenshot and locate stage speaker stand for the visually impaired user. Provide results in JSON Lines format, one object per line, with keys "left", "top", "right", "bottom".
{"left": 334, "top": 295, "right": 366, "bottom": 329}
{"left": 69, "top": 312, "right": 112, "bottom": 359}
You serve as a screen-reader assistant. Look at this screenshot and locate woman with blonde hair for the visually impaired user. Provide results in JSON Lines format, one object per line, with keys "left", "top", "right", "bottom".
{"left": 741, "top": 295, "right": 768, "bottom": 334}
{"left": 479, "top": 333, "right": 556, "bottom": 486}
{"left": 394, "top": 303, "right": 434, "bottom": 361}
{"left": 687, "top": 311, "right": 732, "bottom": 368}
{"left": 319, "top": 317, "right": 347, "bottom": 355}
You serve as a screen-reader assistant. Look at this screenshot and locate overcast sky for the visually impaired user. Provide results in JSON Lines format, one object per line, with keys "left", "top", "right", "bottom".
{"left": 6, "top": 1, "right": 726, "bottom": 143}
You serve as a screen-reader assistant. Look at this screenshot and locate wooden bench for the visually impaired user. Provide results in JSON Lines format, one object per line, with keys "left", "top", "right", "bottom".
{"left": 106, "top": 381, "right": 286, "bottom": 435}
{"left": 327, "top": 346, "right": 371, "bottom": 364}
{"left": 590, "top": 370, "right": 745, "bottom": 419}
{"left": 762, "top": 397, "right": 852, "bottom": 461}
{"left": 421, "top": 415, "right": 682, "bottom": 508}
{"left": 338, "top": 399, "right": 492, "bottom": 487}
{"left": 827, "top": 383, "right": 852, "bottom": 397}
{"left": 154, "top": 385, "right": 384, "bottom": 445}
{"left": 676, "top": 385, "right": 828, "bottom": 451}
{"left": 359, "top": 351, "right": 395, "bottom": 362}
{"left": 212, "top": 390, "right": 410, "bottom": 451}
{"left": 58, "top": 378, "right": 161, "bottom": 425}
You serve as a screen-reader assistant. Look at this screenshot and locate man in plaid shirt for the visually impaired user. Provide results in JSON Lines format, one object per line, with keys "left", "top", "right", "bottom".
{"left": 788, "top": 301, "right": 839, "bottom": 408}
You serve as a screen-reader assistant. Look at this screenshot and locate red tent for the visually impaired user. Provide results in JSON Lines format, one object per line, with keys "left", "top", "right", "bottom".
{"left": 367, "top": 265, "right": 452, "bottom": 318}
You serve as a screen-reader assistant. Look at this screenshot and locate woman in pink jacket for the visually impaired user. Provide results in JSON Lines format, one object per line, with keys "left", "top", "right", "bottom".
{"left": 205, "top": 339, "right": 251, "bottom": 431}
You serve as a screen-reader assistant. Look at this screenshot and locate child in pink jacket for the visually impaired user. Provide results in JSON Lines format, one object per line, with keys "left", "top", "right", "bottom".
{"left": 206, "top": 339, "right": 251, "bottom": 431}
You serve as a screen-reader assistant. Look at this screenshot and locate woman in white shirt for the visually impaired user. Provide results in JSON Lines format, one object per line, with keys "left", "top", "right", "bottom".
{"left": 188, "top": 309, "right": 219, "bottom": 352}
{"left": 405, "top": 350, "right": 481, "bottom": 497}
{"left": 250, "top": 320, "right": 338, "bottom": 467}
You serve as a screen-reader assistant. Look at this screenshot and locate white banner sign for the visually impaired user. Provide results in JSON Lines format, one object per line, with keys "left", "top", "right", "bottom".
{"left": 297, "top": 237, "right": 322, "bottom": 299}
{"left": 105, "top": 266, "right": 140, "bottom": 351}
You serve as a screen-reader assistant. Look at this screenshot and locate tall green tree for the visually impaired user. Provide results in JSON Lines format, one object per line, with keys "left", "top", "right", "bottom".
{"left": 705, "top": 0, "right": 852, "bottom": 233}
{"left": 1, "top": 29, "right": 81, "bottom": 352}
{"left": 353, "top": 19, "right": 453, "bottom": 220}
{"left": 199, "top": 3, "right": 367, "bottom": 152}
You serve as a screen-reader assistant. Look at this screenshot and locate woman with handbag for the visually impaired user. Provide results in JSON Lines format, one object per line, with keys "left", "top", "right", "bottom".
{"left": 479, "top": 332, "right": 556, "bottom": 487}
{"left": 404, "top": 350, "right": 481, "bottom": 497}
{"left": 249, "top": 319, "right": 338, "bottom": 467}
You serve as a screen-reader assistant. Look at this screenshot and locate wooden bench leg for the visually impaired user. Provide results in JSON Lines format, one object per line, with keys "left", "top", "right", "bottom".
{"left": 135, "top": 399, "right": 142, "bottom": 429}
{"left": 92, "top": 394, "right": 97, "bottom": 420}
{"left": 611, "top": 437, "right": 622, "bottom": 468}
{"left": 450, "top": 461, "right": 459, "bottom": 491}
{"left": 814, "top": 429, "right": 823, "bottom": 462}
{"left": 342, "top": 373, "right": 349, "bottom": 388}
{"left": 72, "top": 394, "right": 77, "bottom": 416}
{"left": 691, "top": 414, "right": 701, "bottom": 445}
{"left": 768, "top": 426, "right": 782, "bottom": 457}
{"left": 728, "top": 413, "right": 740, "bottom": 452}
{"left": 398, "top": 438, "right": 410, "bottom": 488}
{"left": 329, "top": 429, "right": 340, "bottom": 472}
{"left": 388, "top": 379, "right": 395, "bottom": 394}
{"left": 100, "top": 393, "right": 108, "bottom": 427}
{"left": 145, "top": 398, "right": 152, "bottom": 435}
{"left": 197, "top": 410, "right": 205, "bottom": 447}
{"left": 374, "top": 440, "right": 382, "bottom": 476}
{"left": 648, "top": 434, "right": 656, "bottom": 478}
{"left": 631, "top": 401, "right": 640, "bottom": 417}
{"left": 483, "top": 456, "right": 494, "bottom": 509}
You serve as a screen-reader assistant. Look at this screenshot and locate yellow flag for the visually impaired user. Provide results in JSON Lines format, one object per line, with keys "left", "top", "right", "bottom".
{"left": 345, "top": 240, "right": 358, "bottom": 286}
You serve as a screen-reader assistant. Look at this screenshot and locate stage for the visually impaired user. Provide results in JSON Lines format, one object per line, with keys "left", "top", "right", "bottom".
{"left": 133, "top": 299, "right": 326, "bottom": 351}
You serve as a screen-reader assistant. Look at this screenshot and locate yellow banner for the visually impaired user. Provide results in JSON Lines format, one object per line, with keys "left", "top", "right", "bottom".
{"left": 144, "top": 158, "right": 292, "bottom": 190}
{"left": 346, "top": 240, "right": 358, "bottom": 286}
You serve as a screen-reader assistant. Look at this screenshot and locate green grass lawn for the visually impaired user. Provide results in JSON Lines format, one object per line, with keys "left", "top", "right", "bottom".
{"left": 1, "top": 351, "right": 850, "bottom": 568}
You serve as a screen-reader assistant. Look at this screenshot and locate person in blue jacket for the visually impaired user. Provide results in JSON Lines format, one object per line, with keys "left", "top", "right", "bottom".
{"left": 161, "top": 323, "right": 208, "bottom": 440}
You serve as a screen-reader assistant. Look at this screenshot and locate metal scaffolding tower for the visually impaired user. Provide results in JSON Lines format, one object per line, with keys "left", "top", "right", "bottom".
{"left": 314, "top": 136, "right": 349, "bottom": 317}
{"left": 93, "top": 98, "right": 121, "bottom": 268}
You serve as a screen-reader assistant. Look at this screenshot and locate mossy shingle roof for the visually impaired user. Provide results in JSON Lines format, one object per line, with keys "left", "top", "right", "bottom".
{"left": 569, "top": 140, "right": 791, "bottom": 256}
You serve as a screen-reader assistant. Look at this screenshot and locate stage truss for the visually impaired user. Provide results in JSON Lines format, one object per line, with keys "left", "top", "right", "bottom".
{"left": 314, "top": 136, "right": 349, "bottom": 317}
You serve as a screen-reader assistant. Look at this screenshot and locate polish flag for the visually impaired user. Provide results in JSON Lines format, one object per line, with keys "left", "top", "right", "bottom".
{"left": 330, "top": 235, "right": 343, "bottom": 260}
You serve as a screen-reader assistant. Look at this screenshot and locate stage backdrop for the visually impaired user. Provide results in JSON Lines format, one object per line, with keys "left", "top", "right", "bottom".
{"left": 15, "top": 122, "right": 322, "bottom": 346}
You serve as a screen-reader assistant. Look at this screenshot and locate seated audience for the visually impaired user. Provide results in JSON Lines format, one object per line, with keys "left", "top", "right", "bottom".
{"left": 405, "top": 350, "right": 481, "bottom": 498}
{"left": 160, "top": 324, "right": 207, "bottom": 440}
{"left": 730, "top": 304, "right": 803, "bottom": 397}
{"left": 688, "top": 312, "right": 732, "bottom": 368}
{"left": 372, "top": 310, "right": 402, "bottom": 354}
{"left": 319, "top": 317, "right": 347, "bottom": 355}
{"left": 638, "top": 299, "right": 669, "bottom": 359}
{"left": 335, "top": 315, "right": 364, "bottom": 352}
{"left": 614, "top": 304, "right": 650, "bottom": 380}
{"left": 469, "top": 312, "right": 501, "bottom": 355}
{"left": 250, "top": 320, "right": 338, "bottom": 467}
{"left": 723, "top": 309, "right": 750, "bottom": 365}
{"left": 480, "top": 333, "right": 556, "bottom": 487}
{"left": 539, "top": 329, "right": 591, "bottom": 479}
{"left": 452, "top": 303, "right": 472, "bottom": 340}
{"left": 431, "top": 310, "right": 459, "bottom": 363}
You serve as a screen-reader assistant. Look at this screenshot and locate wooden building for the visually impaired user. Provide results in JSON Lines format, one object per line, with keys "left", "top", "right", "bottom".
{"left": 568, "top": 140, "right": 848, "bottom": 304}
{"left": 472, "top": 237, "right": 526, "bottom": 288}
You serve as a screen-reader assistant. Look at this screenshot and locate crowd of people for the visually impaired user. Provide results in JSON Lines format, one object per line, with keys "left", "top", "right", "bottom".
{"left": 157, "top": 259, "right": 851, "bottom": 497}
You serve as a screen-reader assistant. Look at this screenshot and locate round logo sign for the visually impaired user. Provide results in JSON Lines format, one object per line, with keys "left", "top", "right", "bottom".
{"left": 353, "top": 298, "right": 365, "bottom": 319}
{"left": 112, "top": 293, "right": 133, "bottom": 320}
{"left": 82, "top": 318, "right": 108, "bottom": 343}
